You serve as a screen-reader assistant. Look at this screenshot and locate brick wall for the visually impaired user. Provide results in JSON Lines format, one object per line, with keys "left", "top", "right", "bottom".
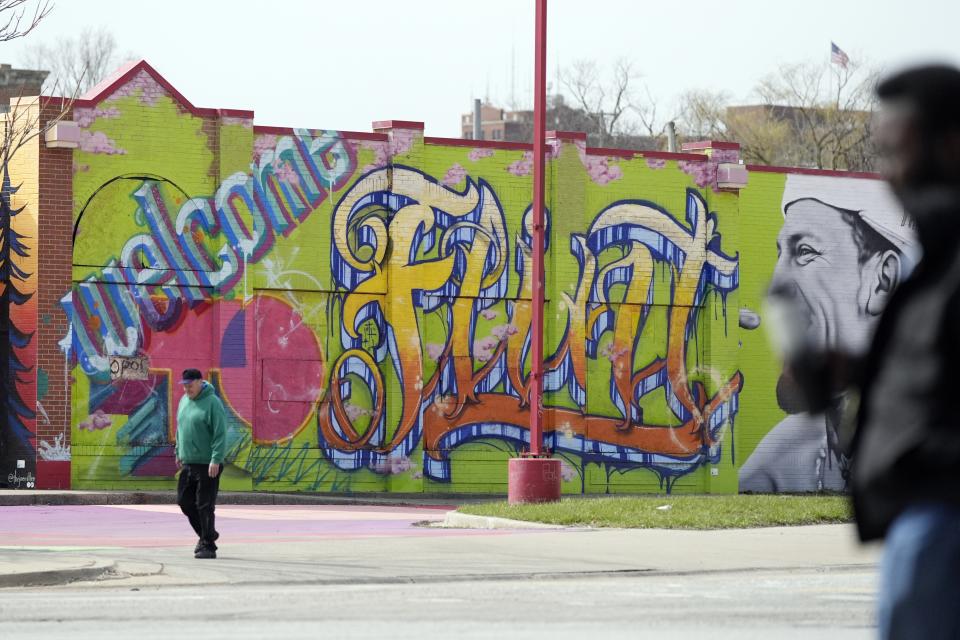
{"left": 35, "top": 102, "right": 75, "bottom": 487}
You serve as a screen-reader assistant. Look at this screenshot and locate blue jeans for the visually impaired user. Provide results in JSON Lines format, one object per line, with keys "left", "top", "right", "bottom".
{"left": 878, "top": 503, "right": 960, "bottom": 639}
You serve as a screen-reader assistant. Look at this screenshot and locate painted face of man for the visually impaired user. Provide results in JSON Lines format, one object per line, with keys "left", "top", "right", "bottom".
{"left": 769, "top": 199, "right": 900, "bottom": 412}
{"left": 772, "top": 200, "right": 879, "bottom": 354}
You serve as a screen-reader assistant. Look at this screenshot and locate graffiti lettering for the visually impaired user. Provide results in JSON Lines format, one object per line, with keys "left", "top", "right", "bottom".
{"left": 68, "top": 129, "right": 356, "bottom": 374}
{"left": 109, "top": 355, "right": 149, "bottom": 380}
{"left": 314, "top": 166, "right": 741, "bottom": 483}
{"left": 6, "top": 470, "right": 36, "bottom": 489}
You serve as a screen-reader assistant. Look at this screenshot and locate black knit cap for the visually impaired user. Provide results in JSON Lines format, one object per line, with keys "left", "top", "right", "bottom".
{"left": 180, "top": 368, "right": 202, "bottom": 384}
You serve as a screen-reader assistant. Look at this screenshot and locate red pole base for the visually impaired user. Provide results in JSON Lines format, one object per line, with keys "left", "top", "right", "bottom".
{"left": 507, "top": 457, "right": 562, "bottom": 504}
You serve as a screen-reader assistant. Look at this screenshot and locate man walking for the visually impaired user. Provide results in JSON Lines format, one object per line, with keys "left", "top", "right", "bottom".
{"left": 782, "top": 65, "right": 960, "bottom": 639}
{"left": 851, "top": 65, "right": 960, "bottom": 639}
{"left": 175, "top": 368, "right": 227, "bottom": 559}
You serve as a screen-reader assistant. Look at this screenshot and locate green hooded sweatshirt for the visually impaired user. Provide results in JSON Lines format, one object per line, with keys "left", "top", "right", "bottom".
{"left": 175, "top": 382, "right": 227, "bottom": 465}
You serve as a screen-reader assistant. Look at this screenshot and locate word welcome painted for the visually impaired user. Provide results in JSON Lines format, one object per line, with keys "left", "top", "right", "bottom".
{"left": 66, "top": 130, "right": 357, "bottom": 374}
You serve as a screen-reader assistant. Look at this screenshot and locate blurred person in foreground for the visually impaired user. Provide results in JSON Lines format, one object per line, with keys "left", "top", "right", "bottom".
{"left": 779, "top": 64, "right": 960, "bottom": 639}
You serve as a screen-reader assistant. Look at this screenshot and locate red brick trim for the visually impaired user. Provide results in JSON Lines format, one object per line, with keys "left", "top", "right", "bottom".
{"left": 585, "top": 146, "right": 637, "bottom": 159}
{"left": 49, "top": 60, "right": 253, "bottom": 118}
{"left": 372, "top": 120, "right": 425, "bottom": 131}
{"left": 252, "top": 125, "right": 389, "bottom": 141}
{"left": 424, "top": 136, "right": 532, "bottom": 151}
{"left": 640, "top": 150, "right": 708, "bottom": 161}
{"left": 218, "top": 109, "right": 255, "bottom": 118}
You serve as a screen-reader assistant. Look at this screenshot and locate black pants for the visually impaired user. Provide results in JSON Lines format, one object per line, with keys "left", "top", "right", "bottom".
{"left": 176, "top": 463, "right": 221, "bottom": 549}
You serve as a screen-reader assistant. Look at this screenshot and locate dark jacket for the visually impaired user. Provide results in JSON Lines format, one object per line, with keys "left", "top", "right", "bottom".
{"left": 175, "top": 381, "right": 228, "bottom": 465}
{"left": 851, "top": 188, "right": 960, "bottom": 541}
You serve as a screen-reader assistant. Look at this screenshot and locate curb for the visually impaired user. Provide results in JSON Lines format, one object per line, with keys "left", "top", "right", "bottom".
{"left": 441, "top": 511, "right": 565, "bottom": 529}
{"left": 0, "top": 559, "right": 116, "bottom": 588}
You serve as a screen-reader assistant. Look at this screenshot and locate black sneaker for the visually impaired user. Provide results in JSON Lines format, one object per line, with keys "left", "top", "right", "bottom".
{"left": 194, "top": 532, "right": 219, "bottom": 554}
{"left": 194, "top": 546, "right": 216, "bottom": 559}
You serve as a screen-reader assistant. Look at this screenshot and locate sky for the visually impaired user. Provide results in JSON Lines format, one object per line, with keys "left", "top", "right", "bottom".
{"left": 2, "top": 0, "right": 959, "bottom": 137}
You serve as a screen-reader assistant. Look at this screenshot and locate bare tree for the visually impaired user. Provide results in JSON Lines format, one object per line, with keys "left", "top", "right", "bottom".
{"left": 22, "top": 26, "right": 127, "bottom": 96}
{"left": 675, "top": 89, "right": 728, "bottom": 140}
{"left": 0, "top": 0, "right": 49, "bottom": 42}
{"left": 559, "top": 57, "right": 661, "bottom": 149}
{"left": 756, "top": 60, "right": 879, "bottom": 170}
{"left": 675, "top": 60, "right": 880, "bottom": 171}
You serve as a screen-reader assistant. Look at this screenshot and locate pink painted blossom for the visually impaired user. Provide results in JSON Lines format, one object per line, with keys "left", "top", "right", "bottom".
{"left": 583, "top": 155, "right": 624, "bottom": 185}
{"left": 679, "top": 149, "right": 740, "bottom": 191}
{"left": 253, "top": 134, "right": 278, "bottom": 162}
{"left": 712, "top": 148, "right": 741, "bottom": 164}
{"left": 600, "top": 342, "right": 629, "bottom": 362}
{"left": 79, "top": 409, "right": 112, "bottom": 432}
{"left": 468, "top": 148, "right": 494, "bottom": 162}
{"left": 344, "top": 403, "right": 372, "bottom": 421}
{"left": 79, "top": 130, "right": 126, "bottom": 155}
{"left": 507, "top": 151, "right": 533, "bottom": 176}
{"left": 357, "top": 126, "right": 419, "bottom": 172}
{"left": 426, "top": 343, "right": 445, "bottom": 361}
{"left": 566, "top": 140, "right": 624, "bottom": 185}
{"left": 221, "top": 116, "right": 253, "bottom": 128}
{"left": 442, "top": 163, "right": 467, "bottom": 186}
{"left": 389, "top": 129, "right": 417, "bottom": 157}
{"left": 477, "top": 336, "right": 499, "bottom": 351}
{"left": 360, "top": 140, "right": 389, "bottom": 172}
{"left": 274, "top": 160, "right": 301, "bottom": 186}
{"left": 372, "top": 455, "right": 413, "bottom": 475}
{"left": 646, "top": 157, "right": 666, "bottom": 170}
{"left": 109, "top": 70, "right": 167, "bottom": 106}
{"left": 73, "top": 106, "right": 120, "bottom": 128}
{"left": 480, "top": 309, "right": 498, "bottom": 321}
{"left": 678, "top": 160, "right": 715, "bottom": 189}
{"left": 390, "top": 456, "right": 412, "bottom": 474}
{"left": 474, "top": 335, "right": 500, "bottom": 362}
{"left": 490, "top": 324, "right": 518, "bottom": 340}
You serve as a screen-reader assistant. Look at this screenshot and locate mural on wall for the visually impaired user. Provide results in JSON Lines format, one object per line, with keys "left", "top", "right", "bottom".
{"left": 321, "top": 166, "right": 741, "bottom": 486}
{"left": 62, "top": 61, "right": 744, "bottom": 493}
{"left": 739, "top": 174, "right": 916, "bottom": 492}
{"left": 45, "top": 59, "right": 933, "bottom": 496}
{"left": 68, "top": 147, "right": 742, "bottom": 491}
{"left": 5, "top": 61, "right": 916, "bottom": 494}
{"left": 0, "top": 168, "right": 37, "bottom": 488}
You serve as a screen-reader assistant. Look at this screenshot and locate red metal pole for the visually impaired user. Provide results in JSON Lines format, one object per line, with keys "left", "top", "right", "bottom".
{"left": 507, "top": 0, "right": 559, "bottom": 504}
{"left": 529, "top": 0, "right": 547, "bottom": 457}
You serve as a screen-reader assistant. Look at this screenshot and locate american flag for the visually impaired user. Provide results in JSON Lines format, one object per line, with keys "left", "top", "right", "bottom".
{"left": 831, "top": 42, "right": 850, "bottom": 68}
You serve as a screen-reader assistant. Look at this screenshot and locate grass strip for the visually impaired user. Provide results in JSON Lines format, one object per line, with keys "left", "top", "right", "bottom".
{"left": 457, "top": 495, "right": 853, "bottom": 529}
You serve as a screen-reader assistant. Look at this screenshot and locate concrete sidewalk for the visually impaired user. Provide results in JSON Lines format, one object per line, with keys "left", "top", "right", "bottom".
{"left": 0, "top": 503, "right": 881, "bottom": 590}
{"left": 0, "top": 489, "right": 490, "bottom": 507}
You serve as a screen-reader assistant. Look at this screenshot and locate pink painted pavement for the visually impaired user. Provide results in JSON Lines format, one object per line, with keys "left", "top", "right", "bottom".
{"left": 0, "top": 504, "right": 514, "bottom": 548}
